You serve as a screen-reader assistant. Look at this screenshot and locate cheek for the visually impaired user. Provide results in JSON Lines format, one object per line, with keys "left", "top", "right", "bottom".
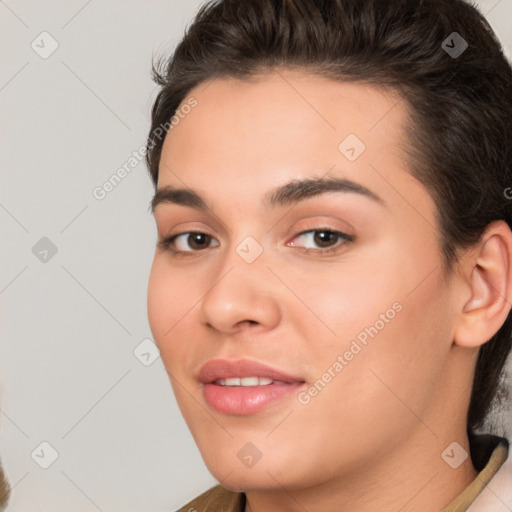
{"left": 147, "top": 256, "right": 203, "bottom": 333}
{"left": 147, "top": 258, "right": 192, "bottom": 365}
{"left": 276, "top": 242, "right": 404, "bottom": 353}
{"left": 286, "top": 234, "right": 452, "bottom": 411}
{"left": 285, "top": 278, "right": 452, "bottom": 471}
{"left": 147, "top": 262, "right": 198, "bottom": 416}
{"left": 147, "top": 259, "right": 172, "bottom": 341}
{"left": 147, "top": 256, "right": 218, "bottom": 389}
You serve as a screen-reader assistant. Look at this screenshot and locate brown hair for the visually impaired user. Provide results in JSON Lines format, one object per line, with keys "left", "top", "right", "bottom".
{"left": 145, "top": 0, "right": 512, "bottom": 434}
{"left": 0, "top": 462, "right": 9, "bottom": 511}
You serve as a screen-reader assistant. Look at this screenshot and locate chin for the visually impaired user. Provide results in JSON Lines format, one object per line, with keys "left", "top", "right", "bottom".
{"left": 201, "top": 445, "right": 303, "bottom": 492}
{"left": 209, "top": 466, "right": 283, "bottom": 493}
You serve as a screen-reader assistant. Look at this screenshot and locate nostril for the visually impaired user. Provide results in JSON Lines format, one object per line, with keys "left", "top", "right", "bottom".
{"left": 238, "top": 320, "right": 258, "bottom": 328}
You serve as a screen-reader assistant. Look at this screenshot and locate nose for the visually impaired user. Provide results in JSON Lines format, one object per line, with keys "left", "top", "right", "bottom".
{"left": 199, "top": 246, "right": 282, "bottom": 334}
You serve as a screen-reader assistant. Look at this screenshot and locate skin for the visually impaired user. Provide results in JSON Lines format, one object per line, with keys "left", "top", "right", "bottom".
{"left": 147, "top": 69, "right": 512, "bottom": 512}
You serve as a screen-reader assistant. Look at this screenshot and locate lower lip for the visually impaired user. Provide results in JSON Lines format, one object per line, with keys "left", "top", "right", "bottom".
{"left": 203, "top": 382, "right": 305, "bottom": 415}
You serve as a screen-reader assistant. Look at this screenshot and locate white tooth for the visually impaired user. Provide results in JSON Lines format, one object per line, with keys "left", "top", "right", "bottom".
{"left": 218, "top": 376, "right": 276, "bottom": 386}
{"left": 240, "top": 377, "right": 259, "bottom": 386}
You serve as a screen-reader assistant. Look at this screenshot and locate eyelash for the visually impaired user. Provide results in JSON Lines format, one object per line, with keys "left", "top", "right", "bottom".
{"left": 157, "top": 228, "right": 354, "bottom": 257}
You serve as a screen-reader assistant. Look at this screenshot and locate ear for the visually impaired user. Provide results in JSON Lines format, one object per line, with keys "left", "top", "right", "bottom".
{"left": 454, "top": 220, "right": 512, "bottom": 348}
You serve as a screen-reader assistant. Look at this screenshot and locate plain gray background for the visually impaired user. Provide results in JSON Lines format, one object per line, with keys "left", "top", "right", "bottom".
{"left": 0, "top": 1, "right": 511, "bottom": 510}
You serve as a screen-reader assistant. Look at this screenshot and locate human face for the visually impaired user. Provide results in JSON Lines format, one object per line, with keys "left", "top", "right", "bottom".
{"left": 147, "top": 70, "right": 464, "bottom": 492}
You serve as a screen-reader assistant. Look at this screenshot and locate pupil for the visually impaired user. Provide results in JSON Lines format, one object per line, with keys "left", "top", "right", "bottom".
{"left": 314, "top": 231, "right": 336, "bottom": 247}
{"left": 190, "top": 233, "right": 209, "bottom": 249}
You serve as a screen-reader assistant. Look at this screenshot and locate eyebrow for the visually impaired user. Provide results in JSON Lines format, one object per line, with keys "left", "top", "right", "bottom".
{"left": 150, "top": 176, "right": 384, "bottom": 214}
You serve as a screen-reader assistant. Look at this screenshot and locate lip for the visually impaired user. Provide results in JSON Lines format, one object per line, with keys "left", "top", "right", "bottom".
{"left": 199, "top": 358, "right": 306, "bottom": 415}
{"left": 199, "top": 358, "right": 305, "bottom": 384}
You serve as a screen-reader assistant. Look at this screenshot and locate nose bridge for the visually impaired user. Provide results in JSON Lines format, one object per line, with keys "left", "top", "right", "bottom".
{"left": 199, "top": 233, "right": 281, "bottom": 332}
{"left": 215, "top": 229, "right": 269, "bottom": 283}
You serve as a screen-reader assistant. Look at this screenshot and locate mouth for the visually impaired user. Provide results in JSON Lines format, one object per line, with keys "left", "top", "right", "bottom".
{"left": 199, "top": 359, "right": 306, "bottom": 415}
{"left": 214, "top": 377, "right": 291, "bottom": 386}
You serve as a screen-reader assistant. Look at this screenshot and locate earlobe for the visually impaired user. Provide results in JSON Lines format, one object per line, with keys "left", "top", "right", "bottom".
{"left": 454, "top": 221, "right": 512, "bottom": 348}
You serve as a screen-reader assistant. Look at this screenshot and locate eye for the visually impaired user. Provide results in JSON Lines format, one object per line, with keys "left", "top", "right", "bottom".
{"left": 157, "top": 231, "right": 219, "bottom": 255}
{"left": 288, "top": 229, "right": 354, "bottom": 254}
{"left": 157, "top": 228, "right": 354, "bottom": 257}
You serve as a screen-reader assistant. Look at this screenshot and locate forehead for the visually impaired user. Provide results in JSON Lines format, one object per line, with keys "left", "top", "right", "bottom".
{"left": 157, "top": 70, "right": 435, "bottom": 222}
{"left": 160, "top": 69, "right": 407, "bottom": 175}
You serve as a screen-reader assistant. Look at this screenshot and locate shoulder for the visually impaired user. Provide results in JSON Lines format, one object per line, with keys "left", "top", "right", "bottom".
{"left": 176, "top": 484, "right": 245, "bottom": 512}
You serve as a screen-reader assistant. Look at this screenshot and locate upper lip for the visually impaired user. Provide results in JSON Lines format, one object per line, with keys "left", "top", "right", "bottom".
{"left": 199, "top": 359, "right": 305, "bottom": 384}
